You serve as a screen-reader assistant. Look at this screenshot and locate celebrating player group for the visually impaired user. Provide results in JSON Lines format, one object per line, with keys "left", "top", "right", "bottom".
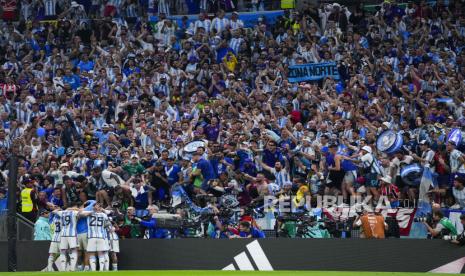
{"left": 47, "top": 201, "right": 119, "bottom": 272}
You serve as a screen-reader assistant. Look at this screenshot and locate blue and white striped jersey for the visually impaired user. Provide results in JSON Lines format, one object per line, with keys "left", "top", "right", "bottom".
{"left": 270, "top": 168, "right": 290, "bottom": 188}
{"left": 50, "top": 214, "right": 62, "bottom": 242}
{"left": 108, "top": 0, "right": 123, "bottom": 7}
{"left": 126, "top": 3, "right": 138, "bottom": 18}
{"left": 87, "top": 212, "right": 109, "bottom": 239}
{"left": 229, "top": 37, "right": 243, "bottom": 54}
{"left": 55, "top": 210, "right": 79, "bottom": 237}
{"left": 44, "top": 0, "right": 57, "bottom": 16}
{"left": 211, "top": 17, "right": 229, "bottom": 33}
{"left": 229, "top": 19, "right": 244, "bottom": 30}
{"left": 158, "top": 0, "right": 170, "bottom": 15}
{"left": 194, "top": 19, "right": 211, "bottom": 33}
{"left": 108, "top": 226, "right": 119, "bottom": 241}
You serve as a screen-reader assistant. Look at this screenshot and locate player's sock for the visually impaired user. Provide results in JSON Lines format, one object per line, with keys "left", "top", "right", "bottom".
{"left": 89, "top": 256, "right": 97, "bottom": 271}
{"left": 84, "top": 265, "right": 90, "bottom": 271}
{"left": 98, "top": 254, "right": 105, "bottom": 271}
{"left": 104, "top": 252, "right": 110, "bottom": 271}
{"left": 69, "top": 250, "right": 78, "bottom": 272}
{"left": 59, "top": 253, "right": 67, "bottom": 272}
{"left": 47, "top": 255, "right": 55, "bottom": 271}
{"left": 112, "top": 263, "right": 118, "bottom": 271}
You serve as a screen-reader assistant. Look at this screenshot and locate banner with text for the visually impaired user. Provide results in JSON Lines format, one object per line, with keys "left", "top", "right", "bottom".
{"left": 288, "top": 62, "right": 340, "bottom": 83}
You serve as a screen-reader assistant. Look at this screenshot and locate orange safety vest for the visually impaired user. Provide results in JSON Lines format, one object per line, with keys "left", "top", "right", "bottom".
{"left": 360, "top": 214, "right": 385, "bottom": 239}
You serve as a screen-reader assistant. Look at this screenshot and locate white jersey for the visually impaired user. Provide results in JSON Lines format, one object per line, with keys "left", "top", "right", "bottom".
{"left": 87, "top": 212, "right": 109, "bottom": 239}
{"left": 55, "top": 210, "right": 79, "bottom": 237}
{"left": 51, "top": 215, "right": 62, "bottom": 243}
{"left": 108, "top": 226, "right": 119, "bottom": 241}
{"left": 44, "top": 0, "right": 57, "bottom": 16}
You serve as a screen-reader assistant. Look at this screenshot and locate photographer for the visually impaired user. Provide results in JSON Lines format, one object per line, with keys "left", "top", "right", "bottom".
{"left": 353, "top": 210, "right": 387, "bottom": 239}
{"left": 133, "top": 205, "right": 173, "bottom": 239}
{"left": 119, "top": 207, "right": 142, "bottom": 239}
{"left": 424, "top": 210, "right": 457, "bottom": 239}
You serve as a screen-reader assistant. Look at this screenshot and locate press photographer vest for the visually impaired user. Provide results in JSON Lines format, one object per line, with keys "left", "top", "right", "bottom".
{"left": 439, "top": 217, "right": 458, "bottom": 236}
{"left": 360, "top": 214, "right": 385, "bottom": 239}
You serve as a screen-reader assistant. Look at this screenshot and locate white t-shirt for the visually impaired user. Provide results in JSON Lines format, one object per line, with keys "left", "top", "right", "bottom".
{"left": 361, "top": 153, "right": 382, "bottom": 174}
{"left": 453, "top": 186, "right": 465, "bottom": 209}
{"left": 450, "top": 149, "right": 465, "bottom": 174}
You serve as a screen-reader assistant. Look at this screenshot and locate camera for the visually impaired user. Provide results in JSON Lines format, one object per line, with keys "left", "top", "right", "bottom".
{"left": 413, "top": 214, "right": 432, "bottom": 225}
{"left": 413, "top": 217, "right": 428, "bottom": 223}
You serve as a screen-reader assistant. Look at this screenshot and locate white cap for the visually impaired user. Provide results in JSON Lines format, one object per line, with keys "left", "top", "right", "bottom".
{"left": 382, "top": 122, "right": 391, "bottom": 128}
{"left": 303, "top": 137, "right": 312, "bottom": 142}
{"left": 361, "top": 145, "right": 372, "bottom": 154}
{"left": 146, "top": 205, "right": 159, "bottom": 211}
{"left": 379, "top": 175, "right": 392, "bottom": 183}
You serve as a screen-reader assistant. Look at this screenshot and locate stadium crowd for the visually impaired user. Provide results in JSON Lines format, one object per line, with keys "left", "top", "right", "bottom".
{"left": 0, "top": 0, "right": 465, "bottom": 243}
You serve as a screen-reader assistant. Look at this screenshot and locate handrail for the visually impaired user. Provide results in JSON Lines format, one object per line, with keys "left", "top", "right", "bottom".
{"left": 16, "top": 213, "right": 35, "bottom": 229}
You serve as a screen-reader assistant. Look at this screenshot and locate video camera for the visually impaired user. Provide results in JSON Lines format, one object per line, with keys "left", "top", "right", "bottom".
{"left": 413, "top": 214, "right": 433, "bottom": 225}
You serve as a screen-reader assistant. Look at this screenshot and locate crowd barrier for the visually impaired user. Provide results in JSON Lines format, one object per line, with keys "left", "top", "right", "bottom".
{"left": 1, "top": 239, "right": 464, "bottom": 272}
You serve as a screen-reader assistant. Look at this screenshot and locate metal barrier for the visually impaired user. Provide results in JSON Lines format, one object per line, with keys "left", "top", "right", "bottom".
{"left": 0, "top": 212, "right": 34, "bottom": 241}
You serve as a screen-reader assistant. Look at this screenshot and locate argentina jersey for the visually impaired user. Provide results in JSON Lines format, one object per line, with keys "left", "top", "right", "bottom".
{"left": 56, "top": 210, "right": 79, "bottom": 237}
{"left": 51, "top": 214, "right": 62, "bottom": 242}
{"left": 87, "top": 212, "right": 109, "bottom": 239}
{"left": 109, "top": 226, "right": 119, "bottom": 241}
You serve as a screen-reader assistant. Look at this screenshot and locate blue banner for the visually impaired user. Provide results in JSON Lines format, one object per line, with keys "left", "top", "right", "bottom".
{"left": 149, "top": 10, "right": 284, "bottom": 29}
{"left": 288, "top": 62, "right": 340, "bottom": 83}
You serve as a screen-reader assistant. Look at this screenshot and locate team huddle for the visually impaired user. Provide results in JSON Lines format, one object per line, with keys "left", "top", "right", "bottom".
{"left": 47, "top": 201, "right": 119, "bottom": 272}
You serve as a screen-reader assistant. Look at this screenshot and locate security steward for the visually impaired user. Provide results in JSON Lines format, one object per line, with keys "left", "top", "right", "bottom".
{"left": 20, "top": 177, "right": 38, "bottom": 222}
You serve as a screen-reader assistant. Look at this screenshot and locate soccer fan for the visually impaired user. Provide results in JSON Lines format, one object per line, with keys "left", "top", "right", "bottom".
{"left": 1, "top": 0, "right": 465, "bottom": 245}
{"left": 235, "top": 221, "right": 266, "bottom": 238}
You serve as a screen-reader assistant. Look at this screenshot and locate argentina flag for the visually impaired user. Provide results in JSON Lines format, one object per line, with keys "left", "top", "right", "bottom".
{"left": 419, "top": 166, "right": 436, "bottom": 202}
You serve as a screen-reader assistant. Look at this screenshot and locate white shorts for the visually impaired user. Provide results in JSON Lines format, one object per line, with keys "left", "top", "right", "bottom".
{"left": 77, "top": 233, "right": 88, "bottom": 251}
{"left": 87, "top": 238, "right": 109, "bottom": 252}
{"left": 59, "top": 236, "right": 78, "bottom": 250}
{"left": 49, "top": 241, "right": 60, "bottom": 254}
{"left": 110, "top": 240, "right": 120, "bottom": 253}
{"left": 344, "top": 171, "right": 356, "bottom": 184}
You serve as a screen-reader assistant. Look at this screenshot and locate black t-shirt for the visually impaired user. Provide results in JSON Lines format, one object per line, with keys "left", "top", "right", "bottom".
{"left": 150, "top": 169, "right": 168, "bottom": 189}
